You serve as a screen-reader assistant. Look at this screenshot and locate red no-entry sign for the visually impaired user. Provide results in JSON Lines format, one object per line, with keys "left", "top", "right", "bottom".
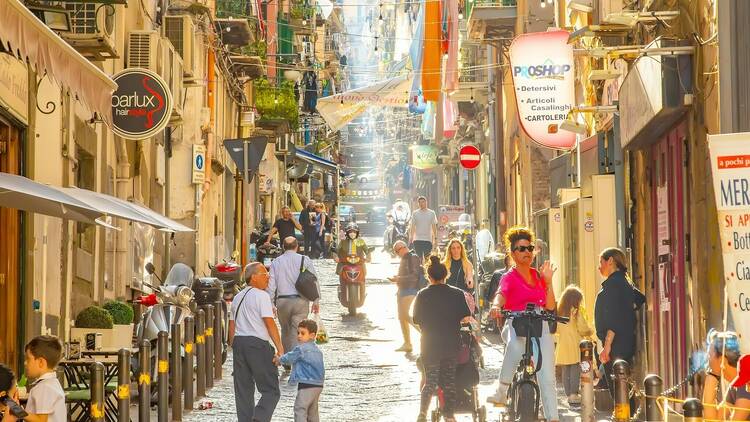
{"left": 459, "top": 144, "right": 481, "bottom": 170}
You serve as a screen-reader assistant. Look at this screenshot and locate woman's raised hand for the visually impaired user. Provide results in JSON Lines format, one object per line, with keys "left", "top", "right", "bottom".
{"left": 540, "top": 260, "right": 557, "bottom": 282}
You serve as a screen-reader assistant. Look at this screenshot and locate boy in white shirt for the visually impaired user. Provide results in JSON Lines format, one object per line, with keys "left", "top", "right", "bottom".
{"left": 6, "top": 336, "right": 67, "bottom": 422}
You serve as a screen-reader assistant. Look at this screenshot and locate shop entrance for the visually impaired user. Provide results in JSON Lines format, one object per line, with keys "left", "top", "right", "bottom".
{"left": 649, "top": 122, "right": 687, "bottom": 389}
{"left": 0, "top": 115, "right": 23, "bottom": 372}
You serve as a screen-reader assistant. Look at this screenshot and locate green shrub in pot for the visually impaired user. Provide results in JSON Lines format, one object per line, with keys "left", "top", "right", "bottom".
{"left": 74, "top": 306, "right": 114, "bottom": 329}
{"left": 103, "top": 300, "right": 134, "bottom": 325}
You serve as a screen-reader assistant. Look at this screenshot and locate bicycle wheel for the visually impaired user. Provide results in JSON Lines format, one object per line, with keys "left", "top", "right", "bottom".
{"left": 513, "top": 381, "right": 538, "bottom": 422}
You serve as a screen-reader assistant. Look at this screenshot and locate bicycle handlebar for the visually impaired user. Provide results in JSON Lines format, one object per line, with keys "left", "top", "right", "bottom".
{"left": 501, "top": 309, "right": 570, "bottom": 324}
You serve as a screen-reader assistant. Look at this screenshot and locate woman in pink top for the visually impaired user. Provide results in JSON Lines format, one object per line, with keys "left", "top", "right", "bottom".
{"left": 486, "top": 226, "right": 559, "bottom": 421}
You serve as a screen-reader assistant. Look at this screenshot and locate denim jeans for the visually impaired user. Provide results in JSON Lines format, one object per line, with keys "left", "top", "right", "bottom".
{"left": 498, "top": 320, "right": 559, "bottom": 420}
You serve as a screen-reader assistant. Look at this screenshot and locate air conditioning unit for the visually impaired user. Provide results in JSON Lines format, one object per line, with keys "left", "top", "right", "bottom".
{"left": 164, "top": 15, "right": 197, "bottom": 82}
{"left": 60, "top": 3, "right": 118, "bottom": 61}
{"left": 127, "top": 30, "right": 160, "bottom": 71}
{"left": 159, "top": 39, "right": 184, "bottom": 122}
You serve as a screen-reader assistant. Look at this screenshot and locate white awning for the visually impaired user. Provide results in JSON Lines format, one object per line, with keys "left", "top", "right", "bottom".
{"left": 0, "top": 0, "right": 117, "bottom": 123}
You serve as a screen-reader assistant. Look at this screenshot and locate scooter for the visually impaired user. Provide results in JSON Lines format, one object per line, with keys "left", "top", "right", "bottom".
{"left": 338, "top": 253, "right": 368, "bottom": 315}
{"left": 134, "top": 262, "right": 195, "bottom": 396}
{"left": 384, "top": 202, "right": 411, "bottom": 255}
{"left": 249, "top": 220, "right": 282, "bottom": 265}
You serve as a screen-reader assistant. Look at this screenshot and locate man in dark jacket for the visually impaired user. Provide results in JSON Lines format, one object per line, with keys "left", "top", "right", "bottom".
{"left": 299, "top": 200, "right": 316, "bottom": 257}
{"left": 387, "top": 240, "right": 423, "bottom": 352}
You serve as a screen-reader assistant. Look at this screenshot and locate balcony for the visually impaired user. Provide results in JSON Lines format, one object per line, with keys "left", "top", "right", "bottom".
{"left": 466, "top": 0, "right": 517, "bottom": 41}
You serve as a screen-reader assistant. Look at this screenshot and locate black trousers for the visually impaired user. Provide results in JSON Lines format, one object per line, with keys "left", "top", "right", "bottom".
{"left": 303, "top": 230, "right": 317, "bottom": 257}
{"left": 420, "top": 357, "right": 458, "bottom": 417}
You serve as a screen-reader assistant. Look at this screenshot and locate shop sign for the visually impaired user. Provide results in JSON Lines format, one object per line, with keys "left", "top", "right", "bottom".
{"left": 192, "top": 145, "right": 206, "bottom": 184}
{"left": 0, "top": 54, "right": 28, "bottom": 123}
{"left": 410, "top": 145, "right": 439, "bottom": 170}
{"left": 509, "top": 30, "right": 576, "bottom": 150}
{"left": 111, "top": 68, "right": 173, "bottom": 140}
{"left": 708, "top": 132, "right": 750, "bottom": 351}
{"left": 437, "top": 205, "right": 466, "bottom": 243}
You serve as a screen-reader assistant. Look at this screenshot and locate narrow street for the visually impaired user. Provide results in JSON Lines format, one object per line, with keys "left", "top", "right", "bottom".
{"left": 184, "top": 223, "right": 587, "bottom": 421}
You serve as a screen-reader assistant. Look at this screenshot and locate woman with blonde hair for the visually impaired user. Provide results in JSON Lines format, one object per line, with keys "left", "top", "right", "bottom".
{"left": 442, "top": 238, "right": 475, "bottom": 292}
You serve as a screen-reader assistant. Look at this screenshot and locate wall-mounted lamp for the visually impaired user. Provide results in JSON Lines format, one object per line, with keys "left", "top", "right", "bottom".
{"left": 28, "top": 5, "right": 71, "bottom": 32}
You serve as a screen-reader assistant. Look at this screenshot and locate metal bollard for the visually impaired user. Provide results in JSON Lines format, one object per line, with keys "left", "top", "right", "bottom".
{"left": 157, "top": 331, "right": 169, "bottom": 422}
{"left": 183, "top": 316, "right": 195, "bottom": 411}
{"left": 644, "top": 374, "right": 663, "bottom": 422}
{"left": 205, "top": 304, "right": 215, "bottom": 389}
{"left": 171, "top": 323, "right": 182, "bottom": 421}
{"left": 579, "top": 340, "right": 594, "bottom": 422}
{"left": 90, "top": 362, "right": 105, "bottom": 422}
{"left": 612, "top": 360, "right": 631, "bottom": 422}
{"left": 138, "top": 340, "right": 151, "bottom": 422}
{"left": 117, "top": 349, "right": 131, "bottom": 422}
{"left": 196, "top": 309, "right": 206, "bottom": 398}
{"left": 214, "top": 301, "right": 223, "bottom": 380}
{"left": 683, "top": 397, "right": 703, "bottom": 422}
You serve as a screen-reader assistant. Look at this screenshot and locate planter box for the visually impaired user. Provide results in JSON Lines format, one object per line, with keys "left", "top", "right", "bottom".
{"left": 70, "top": 324, "right": 133, "bottom": 351}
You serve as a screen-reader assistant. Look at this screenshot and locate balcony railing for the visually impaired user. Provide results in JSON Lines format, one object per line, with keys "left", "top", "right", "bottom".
{"left": 216, "top": 0, "right": 253, "bottom": 18}
{"left": 465, "top": 0, "right": 516, "bottom": 20}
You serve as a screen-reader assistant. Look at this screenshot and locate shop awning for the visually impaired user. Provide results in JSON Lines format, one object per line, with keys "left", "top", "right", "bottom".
{"left": 224, "top": 137, "right": 268, "bottom": 182}
{"left": 295, "top": 149, "right": 339, "bottom": 172}
{"left": 59, "top": 187, "right": 193, "bottom": 232}
{"left": 0, "top": 172, "right": 104, "bottom": 223}
{"left": 0, "top": 0, "right": 118, "bottom": 123}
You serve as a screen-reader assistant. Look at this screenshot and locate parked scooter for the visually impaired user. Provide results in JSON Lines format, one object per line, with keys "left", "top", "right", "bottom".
{"left": 249, "top": 220, "right": 282, "bottom": 265}
{"left": 383, "top": 201, "right": 411, "bottom": 256}
{"left": 194, "top": 258, "right": 238, "bottom": 364}
{"left": 134, "top": 262, "right": 195, "bottom": 394}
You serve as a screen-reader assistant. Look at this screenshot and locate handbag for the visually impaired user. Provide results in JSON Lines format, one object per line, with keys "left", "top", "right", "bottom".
{"left": 295, "top": 256, "right": 320, "bottom": 301}
{"left": 511, "top": 314, "right": 543, "bottom": 338}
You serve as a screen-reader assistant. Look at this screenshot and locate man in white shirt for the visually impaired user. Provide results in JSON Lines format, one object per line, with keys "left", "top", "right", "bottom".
{"left": 268, "top": 237, "right": 320, "bottom": 359}
{"left": 228, "top": 262, "right": 284, "bottom": 422}
{"left": 410, "top": 196, "right": 438, "bottom": 259}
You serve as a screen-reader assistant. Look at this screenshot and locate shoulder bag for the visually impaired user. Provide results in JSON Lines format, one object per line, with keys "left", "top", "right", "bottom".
{"left": 295, "top": 256, "right": 320, "bottom": 301}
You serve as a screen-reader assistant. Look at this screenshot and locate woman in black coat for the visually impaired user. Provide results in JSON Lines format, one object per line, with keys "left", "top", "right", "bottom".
{"left": 594, "top": 247, "right": 645, "bottom": 395}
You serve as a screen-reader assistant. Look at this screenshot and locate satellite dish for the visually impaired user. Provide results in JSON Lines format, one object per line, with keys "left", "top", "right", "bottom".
{"left": 287, "top": 163, "right": 312, "bottom": 179}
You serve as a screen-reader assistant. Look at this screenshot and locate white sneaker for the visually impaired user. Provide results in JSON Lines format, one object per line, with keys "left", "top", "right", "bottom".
{"left": 568, "top": 394, "right": 581, "bottom": 405}
{"left": 487, "top": 383, "right": 509, "bottom": 406}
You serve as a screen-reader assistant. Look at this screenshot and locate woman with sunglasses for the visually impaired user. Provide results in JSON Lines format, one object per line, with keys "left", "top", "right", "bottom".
{"left": 487, "top": 226, "right": 559, "bottom": 422}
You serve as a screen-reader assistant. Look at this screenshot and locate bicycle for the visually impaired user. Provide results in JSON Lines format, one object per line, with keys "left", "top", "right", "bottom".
{"left": 500, "top": 304, "right": 569, "bottom": 422}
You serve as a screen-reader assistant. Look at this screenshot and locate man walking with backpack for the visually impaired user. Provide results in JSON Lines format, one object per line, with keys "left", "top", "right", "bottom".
{"left": 388, "top": 240, "right": 425, "bottom": 352}
{"left": 268, "top": 237, "right": 321, "bottom": 368}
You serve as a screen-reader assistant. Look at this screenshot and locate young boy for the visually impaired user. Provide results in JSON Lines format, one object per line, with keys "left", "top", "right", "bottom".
{"left": 279, "top": 319, "right": 325, "bottom": 422}
{"left": 21, "top": 336, "right": 66, "bottom": 422}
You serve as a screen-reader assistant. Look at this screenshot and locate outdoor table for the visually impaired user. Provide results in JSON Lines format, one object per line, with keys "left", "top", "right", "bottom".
{"left": 59, "top": 359, "right": 120, "bottom": 422}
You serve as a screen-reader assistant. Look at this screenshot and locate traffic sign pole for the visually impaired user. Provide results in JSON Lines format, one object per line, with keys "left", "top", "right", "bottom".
{"left": 459, "top": 144, "right": 482, "bottom": 321}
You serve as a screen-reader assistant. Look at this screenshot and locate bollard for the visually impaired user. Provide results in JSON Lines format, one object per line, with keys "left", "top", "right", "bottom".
{"left": 612, "top": 360, "right": 631, "bottom": 422}
{"left": 579, "top": 340, "right": 594, "bottom": 422}
{"left": 90, "top": 362, "right": 105, "bottom": 422}
{"left": 683, "top": 397, "right": 703, "bottom": 422}
{"left": 138, "top": 340, "right": 151, "bottom": 422}
{"left": 214, "top": 301, "right": 223, "bottom": 380}
{"left": 183, "top": 316, "right": 195, "bottom": 411}
{"left": 644, "top": 374, "right": 663, "bottom": 422}
{"left": 117, "top": 349, "right": 131, "bottom": 422}
{"left": 196, "top": 309, "right": 206, "bottom": 397}
{"left": 157, "top": 331, "right": 169, "bottom": 422}
{"left": 205, "top": 304, "right": 215, "bottom": 389}
{"left": 171, "top": 323, "right": 183, "bottom": 421}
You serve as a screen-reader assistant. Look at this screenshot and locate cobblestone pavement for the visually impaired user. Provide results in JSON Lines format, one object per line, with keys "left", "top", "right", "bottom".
{"left": 184, "top": 232, "right": 590, "bottom": 422}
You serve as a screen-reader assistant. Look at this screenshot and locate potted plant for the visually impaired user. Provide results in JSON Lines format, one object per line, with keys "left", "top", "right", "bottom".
{"left": 103, "top": 300, "right": 134, "bottom": 349}
{"left": 71, "top": 306, "right": 114, "bottom": 350}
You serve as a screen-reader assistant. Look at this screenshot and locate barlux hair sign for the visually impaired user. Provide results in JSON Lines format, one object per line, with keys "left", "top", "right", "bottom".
{"left": 509, "top": 30, "right": 576, "bottom": 150}
{"left": 111, "top": 68, "right": 173, "bottom": 140}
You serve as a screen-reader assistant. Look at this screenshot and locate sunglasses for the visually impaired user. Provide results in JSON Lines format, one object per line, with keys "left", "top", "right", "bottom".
{"left": 513, "top": 245, "right": 535, "bottom": 253}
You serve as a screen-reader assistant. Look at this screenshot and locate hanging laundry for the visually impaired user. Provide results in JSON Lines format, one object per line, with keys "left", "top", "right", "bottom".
{"left": 443, "top": 0, "right": 460, "bottom": 93}
{"left": 409, "top": 3, "right": 426, "bottom": 114}
{"left": 443, "top": 94, "right": 458, "bottom": 138}
{"left": 422, "top": 0, "right": 442, "bottom": 102}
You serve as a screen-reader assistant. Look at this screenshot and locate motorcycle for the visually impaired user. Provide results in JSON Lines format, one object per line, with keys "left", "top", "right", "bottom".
{"left": 383, "top": 201, "right": 411, "bottom": 256}
{"left": 249, "top": 220, "right": 283, "bottom": 265}
{"left": 338, "top": 253, "right": 368, "bottom": 315}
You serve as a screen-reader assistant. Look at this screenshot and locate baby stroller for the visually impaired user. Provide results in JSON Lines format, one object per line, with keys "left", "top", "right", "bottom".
{"left": 431, "top": 323, "right": 487, "bottom": 422}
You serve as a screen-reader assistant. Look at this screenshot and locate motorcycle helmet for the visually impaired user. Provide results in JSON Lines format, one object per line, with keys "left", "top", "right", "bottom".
{"left": 345, "top": 223, "right": 360, "bottom": 238}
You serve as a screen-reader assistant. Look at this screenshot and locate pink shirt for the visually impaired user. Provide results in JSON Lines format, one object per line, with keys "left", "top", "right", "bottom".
{"left": 499, "top": 268, "right": 547, "bottom": 311}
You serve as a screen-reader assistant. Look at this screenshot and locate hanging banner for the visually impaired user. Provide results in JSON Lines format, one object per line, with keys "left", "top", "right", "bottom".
{"left": 708, "top": 132, "right": 750, "bottom": 351}
{"left": 316, "top": 75, "right": 411, "bottom": 131}
{"left": 509, "top": 30, "right": 575, "bottom": 150}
